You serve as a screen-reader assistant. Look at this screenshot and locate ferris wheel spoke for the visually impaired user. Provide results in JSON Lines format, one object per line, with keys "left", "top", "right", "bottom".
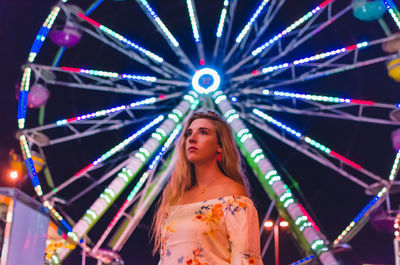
{"left": 56, "top": 93, "right": 198, "bottom": 261}
{"left": 94, "top": 126, "right": 181, "bottom": 252}
{"left": 247, "top": 114, "right": 370, "bottom": 189}
{"left": 239, "top": 0, "right": 286, "bottom": 60}
{"left": 231, "top": 38, "right": 370, "bottom": 83}
{"left": 223, "top": 0, "right": 272, "bottom": 64}
{"left": 135, "top": 0, "right": 195, "bottom": 70}
{"left": 334, "top": 186, "right": 388, "bottom": 245}
{"left": 226, "top": 0, "right": 335, "bottom": 75}
{"left": 240, "top": 89, "right": 400, "bottom": 126}
{"left": 263, "top": 3, "right": 352, "bottom": 67}
{"left": 186, "top": 0, "right": 205, "bottom": 65}
{"left": 212, "top": 91, "right": 338, "bottom": 261}
{"left": 213, "top": 0, "right": 231, "bottom": 59}
{"left": 251, "top": 109, "right": 382, "bottom": 183}
{"left": 69, "top": 7, "right": 190, "bottom": 79}
{"left": 43, "top": 115, "right": 164, "bottom": 201}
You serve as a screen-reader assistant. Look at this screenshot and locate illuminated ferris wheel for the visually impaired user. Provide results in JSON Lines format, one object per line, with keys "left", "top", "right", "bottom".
{"left": 17, "top": 0, "right": 400, "bottom": 264}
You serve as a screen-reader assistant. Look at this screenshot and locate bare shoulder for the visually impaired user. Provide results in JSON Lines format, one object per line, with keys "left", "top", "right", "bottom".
{"left": 224, "top": 179, "right": 249, "bottom": 197}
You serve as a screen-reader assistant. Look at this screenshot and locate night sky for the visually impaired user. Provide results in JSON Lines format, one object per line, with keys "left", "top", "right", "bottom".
{"left": 1, "top": 0, "right": 400, "bottom": 264}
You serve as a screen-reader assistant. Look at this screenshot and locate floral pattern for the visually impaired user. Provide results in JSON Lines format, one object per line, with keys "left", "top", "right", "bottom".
{"left": 158, "top": 195, "right": 263, "bottom": 265}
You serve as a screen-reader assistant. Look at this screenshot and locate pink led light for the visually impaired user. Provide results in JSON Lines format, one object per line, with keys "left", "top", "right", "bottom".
{"left": 66, "top": 117, "right": 77, "bottom": 123}
{"left": 77, "top": 13, "right": 101, "bottom": 28}
{"left": 319, "top": 0, "right": 334, "bottom": 8}
{"left": 298, "top": 203, "right": 320, "bottom": 232}
{"left": 252, "top": 70, "right": 260, "bottom": 75}
{"left": 200, "top": 59, "right": 205, "bottom": 65}
{"left": 350, "top": 99, "right": 374, "bottom": 105}
{"left": 73, "top": 164, "right": 94, "bottom": 177}
{"left": 330, "top": 151, "right": 362, "bottom": 170}
{"left": 61, "top": 67, "right": 81, "bottom": 73}
{"left": 345, "top": 44, "right": 357, "bottom": 51}
{"left": 108, "top": 200, "right": 130, "bottom": 228}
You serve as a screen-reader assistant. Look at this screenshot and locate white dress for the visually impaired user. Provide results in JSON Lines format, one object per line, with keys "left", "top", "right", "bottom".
{"left": 158, "top": 195, "right": 264, "bottom": 265}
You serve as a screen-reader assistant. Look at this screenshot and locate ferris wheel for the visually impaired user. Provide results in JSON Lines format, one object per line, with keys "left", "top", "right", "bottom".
{"left": 17, "top": 0, "right": 400, "bottom": 264}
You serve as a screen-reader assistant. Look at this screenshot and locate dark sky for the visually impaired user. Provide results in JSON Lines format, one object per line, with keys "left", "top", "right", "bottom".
{"left": 1, "top": 0, "right": 400, "bottom": 264}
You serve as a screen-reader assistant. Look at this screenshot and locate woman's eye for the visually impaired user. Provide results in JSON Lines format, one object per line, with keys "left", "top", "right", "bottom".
{"left": 200, "top": 130, "right": 208, "bottom": 135}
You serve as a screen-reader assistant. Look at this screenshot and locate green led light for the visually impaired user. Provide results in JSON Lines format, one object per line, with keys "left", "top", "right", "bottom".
{"left": 135, "top": 152, "right": 146, "bottom": 162}
{"left": 265, "top": 170, "right": 278, "bottom": 180}
{"left": 104, "top": 188, "right": 116, "bottom": 198}
{"left": 168, "top": 113, "right": 180, "bottom": 123}
{"left": 215, "top": 95, "right": 227, "bottom": 104}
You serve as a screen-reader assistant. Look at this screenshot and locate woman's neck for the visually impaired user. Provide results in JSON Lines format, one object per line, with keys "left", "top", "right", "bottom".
{"left": 194, "top": 160, "right": 225, "bottom": 188}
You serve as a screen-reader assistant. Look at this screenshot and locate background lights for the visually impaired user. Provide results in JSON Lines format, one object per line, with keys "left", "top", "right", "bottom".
{"left": 192, "top": 68, "right": 221, "bottom": 94}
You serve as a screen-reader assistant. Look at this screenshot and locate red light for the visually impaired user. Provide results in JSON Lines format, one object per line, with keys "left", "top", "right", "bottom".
{"left": 159, "top": 94, "right": 166, "bottom": 100}
{"left": 345, "top": 45, "right": 357, "bottom": 51}
{"left": 61, "top": 67, "right": 81, "bottom": 73}
{"left": 330, "top": 151, "right": 362, "bottom": 170}
{"left": 200, "top": 59, "right": 205, "bottom": 66}
{"left": 251, "top": 70, "right": 260, "bottom": 75}
{"left": 77, "top": 13, "right": 101, "bottom": 28}
{"left": 350, "top": 99, "right": 374, "bottom": 105}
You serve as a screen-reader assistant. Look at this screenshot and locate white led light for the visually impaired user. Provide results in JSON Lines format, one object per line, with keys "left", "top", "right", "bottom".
{"left": 192, "top": 68, "right": 221, "bottom": 94}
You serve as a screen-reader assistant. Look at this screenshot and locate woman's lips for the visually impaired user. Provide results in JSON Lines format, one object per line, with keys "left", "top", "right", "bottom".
{"left": 188, "top": 147, "right": 198, "bottom": 152}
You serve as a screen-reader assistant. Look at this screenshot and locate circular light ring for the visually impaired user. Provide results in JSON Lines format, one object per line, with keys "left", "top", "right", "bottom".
{"left": 191, "top": 68, "right": 221, "bottom": 94}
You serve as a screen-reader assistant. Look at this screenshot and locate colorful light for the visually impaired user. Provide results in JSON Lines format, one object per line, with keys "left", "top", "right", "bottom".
{"left": 17, "top": 67, "right": 31, "bottom": 129}
{"left": 192, "top": 68, "right": 221, "bottom": 94}
{"left": 77, "top": 13, "right": 164, "bottom": 62}
{"left": 236, "top": 0, "right": 270, "bottom": 43}
{"left": 258, "top": 42, "right": 369, "bottom": 74}
{"left": 19, "top": 135, "right": 42, "bottom": 196}
{"left": 293, "top": 256, "right": 314, "bottom": 265}
{"left": 56, "top": 97, "right": 157, "bottom": 126}
{"left": 60, "top": 66, "right": 157, "bottom": 82}
{"left": 389, "top": 148, "right": 400, "bottom": 181}
{"left": 251, "top": 0, "right": 334, "bottom": 56}
{"left": 28, "top": 6, "right": 61, "bottom": 63}
{"left": 253, "top": 108, "right": 365, "bottom": 171}
{"left": 253, "top": 109, "right": 302, "bottom": 138}
{"left": 264, "top": 89, "right": 375, "bottom": 106}
{"left": 383, "top": 0, "right": 400, "bottom": 30}
{"left": 216, "top": 0, "right": 230, "bottom": 38}
{"left": 88, "top": 115, "right": 164, "bottom": 169}
{"left": 137, "top": 0, "right": 179, "bottom": 47}
{"left": 333, "top": 187, "right": 387, "bottom": 244}
{"left": 187, "top": 0, "right": 201, "bottom": 43}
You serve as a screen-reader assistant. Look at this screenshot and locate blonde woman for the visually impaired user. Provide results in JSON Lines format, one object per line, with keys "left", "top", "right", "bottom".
{"left": 152, "top": 111, "right": 263, "bottom": 265}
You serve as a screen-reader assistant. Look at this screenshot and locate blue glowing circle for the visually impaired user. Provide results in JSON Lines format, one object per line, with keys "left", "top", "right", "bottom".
{"left": 191, "top": 68, "right": 221, "bottom": 94}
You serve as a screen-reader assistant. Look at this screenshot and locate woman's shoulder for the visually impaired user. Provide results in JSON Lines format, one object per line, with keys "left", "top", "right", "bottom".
{"left": 218, "top": 178, "right": 248, "bottom": 198}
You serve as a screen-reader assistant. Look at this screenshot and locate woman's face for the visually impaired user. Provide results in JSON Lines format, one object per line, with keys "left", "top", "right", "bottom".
{"left": 185, "top": 118, "right": 221, "bottom": 165}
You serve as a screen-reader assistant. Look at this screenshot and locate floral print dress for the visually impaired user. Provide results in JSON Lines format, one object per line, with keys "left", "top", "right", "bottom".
{"left": 158, "top": 195, "right": 264, "bottom": 265}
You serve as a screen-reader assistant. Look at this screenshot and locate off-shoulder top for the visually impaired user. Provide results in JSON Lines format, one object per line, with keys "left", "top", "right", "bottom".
{"left": 158, "top": 195, "right": 264, "bottom": 265}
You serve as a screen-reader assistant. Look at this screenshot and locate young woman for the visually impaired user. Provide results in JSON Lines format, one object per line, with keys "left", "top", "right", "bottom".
{"left": 152, "top": 111, "right": 263, "bottom": 265}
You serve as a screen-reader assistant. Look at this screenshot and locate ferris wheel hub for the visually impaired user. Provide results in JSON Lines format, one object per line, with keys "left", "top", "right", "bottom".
{"left": 191, "top": 68, "right": 221, "bottom": 94}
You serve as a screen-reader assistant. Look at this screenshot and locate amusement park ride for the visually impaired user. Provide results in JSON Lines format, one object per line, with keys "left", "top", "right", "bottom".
{"left": 9, "top": 0, "right": 400, "bottom": 264}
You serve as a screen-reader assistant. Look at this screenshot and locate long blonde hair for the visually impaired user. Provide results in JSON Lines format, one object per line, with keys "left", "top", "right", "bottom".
{"left": 151, "top": 111, "right": 247, "bottom": 254}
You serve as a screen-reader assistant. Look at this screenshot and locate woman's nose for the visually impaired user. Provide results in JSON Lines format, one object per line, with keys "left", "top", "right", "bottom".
{"left": 188, "top": 133, "right": 197, "bottom": 142}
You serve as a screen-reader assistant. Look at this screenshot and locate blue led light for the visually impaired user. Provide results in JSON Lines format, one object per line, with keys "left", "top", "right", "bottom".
{"left": 192, "top": 68, "right": 221, "bottom": 94}
{"left": 231, "top": 96, "right": 237, "bottom": 102}
{"left": 236, "top": 0, "right": 270, "bottom": 43}
{"left": 253, "top": 109, "right": 302, "bottom": 138}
